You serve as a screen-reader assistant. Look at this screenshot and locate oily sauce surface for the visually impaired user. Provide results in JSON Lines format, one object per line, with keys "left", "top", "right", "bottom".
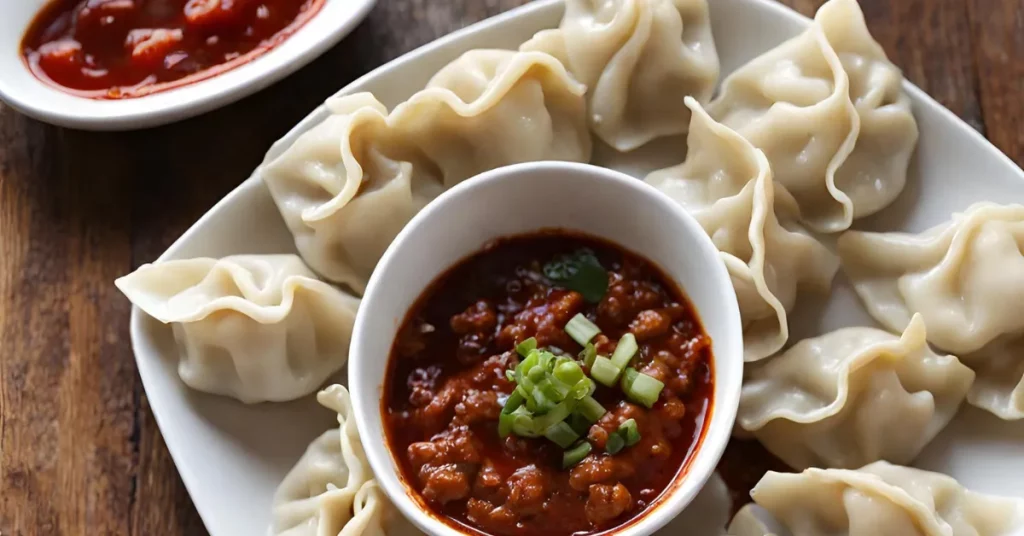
{"left": 21, "top": 0, "right": 324, "bottom": 98}
{"left": 383, "top": 232, "right": 715, "bottom": 536}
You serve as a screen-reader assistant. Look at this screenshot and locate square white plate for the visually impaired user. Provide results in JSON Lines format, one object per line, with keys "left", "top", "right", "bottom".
{"left": 126, "top": 0, "right": 1024, "bottom": 534}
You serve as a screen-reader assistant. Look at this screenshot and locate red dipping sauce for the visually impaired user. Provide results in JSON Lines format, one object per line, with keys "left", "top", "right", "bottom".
{"left": 20, "top": 0, "right": 325, "bottom": 99}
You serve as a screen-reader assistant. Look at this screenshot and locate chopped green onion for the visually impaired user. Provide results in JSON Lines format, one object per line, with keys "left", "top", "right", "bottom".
{"left": 505, "top": 369, "right": 515, "bottom": 382}
{"left": 569, "top": 377, "right": 592, "bottom": 400}
{"left": 528, "top": 366, "right": 546, "bottom": 383}
{"left": 518, "top": 352, "right": 539, "bottom": 377}
{"left": 568, "top": 412, "right": 592, "bottom": 436}
{"left": 565, "top": 314, "right": 601, "bottom": 346}
{"left": 532, "top": 399, "right": 577, "bottom": 431}
{"left": 530, "top": 388, "right": 555, "bottom": 414}
{"left": 591, "top": 356, "right": 621, "bottom": 387}
{"left": 619, "top": 367, "right": 639, "bottom": 393}
{"left": 625, "top": 372, "right": 665, "bottom": 409}
{"left": 498, "top": 413, "right": 514, "bottom": 438}
{"left": 537, "top": 378, "right": 566, "bottom": 402}
{"left": 579, "top": 343, "right": 597, "bottom": 368}
{"left": 618, "top": 418, "right": 640, "bottom": 447}
{"left": 516, "top": 337, "right": 537, "bottom": 357}
{"left": 544, "top": 421, "right": 580, "bottom": 448}
{"left": 605, "top": 432, "right": 625, "bottom": 455}
{"left": 577, "top": 395, "right": 607, "bottom": 423}
{"left": 502, "top": 390, "right": 525, "bottom": 414}
{"left": 554, "top": 360, "right": 585, "bottom": 386}
{"left": 562, "top": 441, "right": 592, "bottom": 468}
{"left": 610, "top": 333, "right": 638, "bottom": 369}
{"left": 508, "top": 407, "right": 540, "bottom": 437}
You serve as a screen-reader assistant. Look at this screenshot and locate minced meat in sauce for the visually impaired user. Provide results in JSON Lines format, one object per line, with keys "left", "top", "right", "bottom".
{"left": 384, "top": 232, "right": 714, "bottom": 536}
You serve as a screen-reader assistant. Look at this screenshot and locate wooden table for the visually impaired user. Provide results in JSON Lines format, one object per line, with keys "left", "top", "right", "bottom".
{"left": 1, "top": 0, "right": 1021, "bottom": 533}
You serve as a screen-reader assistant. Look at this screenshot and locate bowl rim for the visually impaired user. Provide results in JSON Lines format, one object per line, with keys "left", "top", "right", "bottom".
{"left": 349, "top": 161, "right": 743, "bottom": 536}
{"left": 0, "top": 0, "right": 376, "bottom": 130}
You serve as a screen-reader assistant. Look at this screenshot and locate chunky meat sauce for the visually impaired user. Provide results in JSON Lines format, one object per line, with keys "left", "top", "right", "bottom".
{"left": 384, "top": 233, "right": 714, "bottom": 536}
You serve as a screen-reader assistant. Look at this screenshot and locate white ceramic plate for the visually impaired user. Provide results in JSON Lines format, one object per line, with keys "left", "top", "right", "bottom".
{"left": 126, "top": 0, "right": 1024, "bottom": 535}
{"left": 0, "top": 0, "right": 376, "bottom": 130}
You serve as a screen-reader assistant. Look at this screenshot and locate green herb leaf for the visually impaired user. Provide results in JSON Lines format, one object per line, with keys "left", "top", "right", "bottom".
{"left": 543, "top": 248, "right": 609, "bottom": 303}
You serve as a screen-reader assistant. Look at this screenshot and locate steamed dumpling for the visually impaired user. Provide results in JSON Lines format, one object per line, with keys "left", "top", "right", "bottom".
{"left": 115, "top": 255, "right": 359, "bottom": 404}
{"left": 707, "top": 0, "right": 918, "bottom": 233}
{"left": 739, "top": 314, "right": 974, "bottom": 470}
{"left": 646, "top": 97, "right": 838, "bottom": 361}
{"left": 261, "top": 50, "right": 590, "bottom": 293}
{"left": 271, "top": 386, "right": 418, "bottom": 536}
{"left": 838, "top": 203, "right": 1024, "bottom": 420}
{"left": 521, "top": 0, "right": 719, "bottom": 151}
{"left": 739, "top": 462, "right": 1024, "bottom": 536}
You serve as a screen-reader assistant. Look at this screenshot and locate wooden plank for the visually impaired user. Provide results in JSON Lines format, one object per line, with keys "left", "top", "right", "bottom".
{"left": 967, "top": 0, "right": 1024, "bottom": 166}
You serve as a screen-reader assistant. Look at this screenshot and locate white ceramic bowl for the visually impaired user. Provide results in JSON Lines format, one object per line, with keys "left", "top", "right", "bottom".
{"left": 350, "top": 161, "right": 744, "bottom": 536}
{"left": 0, "top": 0, "right": 375, "bottom": 130}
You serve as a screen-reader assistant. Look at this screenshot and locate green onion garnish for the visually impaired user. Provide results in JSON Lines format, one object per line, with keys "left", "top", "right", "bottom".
{"left": 562, "top": 440, "right": 592, "bottom": 468}
{"left": 579, "top": 343, "right": 597, "bottom": 368}
{"left": 610, "top": 333, "right": 638, "bottom": 369}
{"left": 605, "top": 431, "right": 625, "bottom": 455}
{"left": 516, "top": 337, "right": 538, "bottom": 357}
{"left": 502, "top": 390, "right": 525, "bottom": 414}
{"left": 577, "top": 395, "right": 607, "bottom": 423}
{"left": 620, "top": 367, "right": 639, "bottom": 393}
{"left": 565, "top": 314, "right": 601, "bottom": 346}
{"left": 625, "top": 371, "right": 664, "bottom": 409}
{"left": 590, "top": 356, "right": 621, "bottom": 387}
{"left": 554, "top": 360, "right": 585, "bottom": 386}
{"left": 619, "top": 418, "right": 640, "bottom": 447}
{"left": 568, "top": 412, "right": 592, "bottom": 436}
{"left": 544, "top": 421, "right": 580, "bottom": 448}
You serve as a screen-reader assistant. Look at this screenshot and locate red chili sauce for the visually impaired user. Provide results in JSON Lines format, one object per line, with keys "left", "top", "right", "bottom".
{"left": 383, "top": 232, "right": 715, "bottom": 536}
{"left": 20, "top": 0, "right": 324, "bottom": 98}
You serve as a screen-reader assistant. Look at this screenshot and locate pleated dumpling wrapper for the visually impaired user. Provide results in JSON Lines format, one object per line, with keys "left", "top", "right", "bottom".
{"left": 261, "top": 49, "right": 590, "bottom": 294}
{"left": 521, "top": 0, "right": 719, "bottom": 151}
{"left": 839, "top": 203, "right": 1024, "bottom": 420}
{"left": 707, "top": 0, "right": 918, "bottom": 233}
{"left": 115, "top": 255, "right": 359, "bottom": 404}
{"left": 732, "top": 461, "right": 1024, "bottom": 536}
{"left": 646, "top": 97, "right": 838, "bottom": 362}
{"left": 738, "top": 314, "right": 974, "bottom": 470}
{"left": 270, "top": 385, "right": 419, "bottom": 536}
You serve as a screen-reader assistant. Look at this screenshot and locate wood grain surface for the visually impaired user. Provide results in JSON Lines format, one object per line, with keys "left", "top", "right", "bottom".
{"left": 1, "top": 0, "right": 1021, "bottom": 534}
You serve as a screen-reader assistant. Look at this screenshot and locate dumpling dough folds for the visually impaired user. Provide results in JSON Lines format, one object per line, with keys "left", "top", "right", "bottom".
{"left": 270, "top": 385, "right": 419, "bottom": 536}
{"left": 739, "top": 461, "right": 1024, "bottom": 536}
{"left": 707, "top": 0, "right": 918, "bottom": 232}
{"left": 521, "top": 0, "right": 719, "bottom": 151}
{"left": 646, "top": 97, "right": 837, "bottom": 361}
{"left": 839, "top": 203, "right": 1024, "bottom": 420}
{"left": 261, "top": 50, "right": 590, "bottom": 293}
{"left": 739, "top": 314, "right": 974, "bottom": 470}
{"left": 115, "top": 255, "right": 359, "bottom": 404}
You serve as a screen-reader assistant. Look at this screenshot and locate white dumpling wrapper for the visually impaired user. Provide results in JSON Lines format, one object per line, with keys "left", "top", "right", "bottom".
{"left": 742, "top": 462, "right": 1024, "bottom": 536}
{"left": 647, "top": 97, "right": 838, "bottom": 361}
{"left": 707, "top": 0, "right": 917, "bottom": 233}
{"left": 115, "top": 255, "right": 359, "bottom": 403}
{"left": 261, "top": 50, "right": 590, "bottom": 293}
{"left": 270, "top": 386, "right": 419, "bottom": 536}
{"left": 739, "top": 314, "right": 974, "bottom": 470}
{"left": 839, "top": 203, "right": 1024, "bottom": 420}
{"left": 521, "top": 0, "right": 719, "bottom": 151}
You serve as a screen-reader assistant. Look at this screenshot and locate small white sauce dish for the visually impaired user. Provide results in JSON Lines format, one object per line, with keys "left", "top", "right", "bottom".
{"left": 0, "top": 0, "right": 375, "bottom": 130}
{"left": 350, "top": 161, "right": 744, "bottom": 536}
